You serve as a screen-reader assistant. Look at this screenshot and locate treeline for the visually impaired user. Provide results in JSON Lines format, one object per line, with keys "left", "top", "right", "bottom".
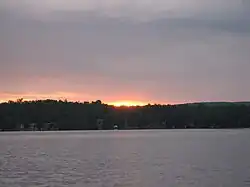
{"left": 0, "top": 99, "right": 250, "bottom": 131}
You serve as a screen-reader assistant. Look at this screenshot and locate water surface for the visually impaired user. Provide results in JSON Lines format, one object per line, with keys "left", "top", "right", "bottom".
{"left": 0, "top": 129, "right": 250, "bottom": 187}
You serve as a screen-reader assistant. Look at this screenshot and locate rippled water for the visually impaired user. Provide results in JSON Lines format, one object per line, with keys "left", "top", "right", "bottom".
{"left": 0, "top": 129, "right": 250, "bottom": 187}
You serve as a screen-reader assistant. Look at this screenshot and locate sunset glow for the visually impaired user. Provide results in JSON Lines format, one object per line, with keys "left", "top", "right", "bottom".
{"left": 0, "top": 92, "right": 150, "bottom": 106}
{"left": 109, "top": 101, "right": 147, "bottom": 107}
{"left": 1, "top": 0, "right": 250, "bottom": 105}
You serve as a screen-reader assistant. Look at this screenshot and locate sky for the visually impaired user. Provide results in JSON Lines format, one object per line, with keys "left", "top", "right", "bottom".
{"left": 1, "top": 0, "right": 250, "bottom": 105}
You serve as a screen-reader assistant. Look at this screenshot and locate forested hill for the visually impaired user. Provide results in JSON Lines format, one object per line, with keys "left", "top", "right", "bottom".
{"left": 0, "top": 99, "right": 250, "bottom": 131}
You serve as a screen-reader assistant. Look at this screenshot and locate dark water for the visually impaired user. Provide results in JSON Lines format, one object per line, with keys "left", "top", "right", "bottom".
{"left": 0, "top": 130, "right": 250, "bottom": 187}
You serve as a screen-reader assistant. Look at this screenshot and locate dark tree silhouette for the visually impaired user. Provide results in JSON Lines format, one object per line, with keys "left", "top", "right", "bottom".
{"left": 0, "top": 99, "right": 249, "bottom": 131}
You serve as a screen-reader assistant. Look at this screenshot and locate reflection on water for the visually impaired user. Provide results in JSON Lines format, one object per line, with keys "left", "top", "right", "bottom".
{"left": 0, "top": 129, "right": 250, "bottom": 187}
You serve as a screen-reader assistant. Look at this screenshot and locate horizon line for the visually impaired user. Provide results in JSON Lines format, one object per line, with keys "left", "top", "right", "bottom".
{"left": 1, "top": 98, "right": 249, "bottom": 107}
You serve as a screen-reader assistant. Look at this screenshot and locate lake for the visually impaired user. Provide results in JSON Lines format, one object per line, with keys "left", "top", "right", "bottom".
{"left": 0, "top": 129, "right": 250, "bottom": 187}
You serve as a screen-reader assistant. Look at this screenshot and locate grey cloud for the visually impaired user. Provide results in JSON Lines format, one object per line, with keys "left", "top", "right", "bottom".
{"left": 1, "top": 3, "right": 250, "bottom": 103}
{"left": 0, "top": 0, "right": 248, "bottom": 21}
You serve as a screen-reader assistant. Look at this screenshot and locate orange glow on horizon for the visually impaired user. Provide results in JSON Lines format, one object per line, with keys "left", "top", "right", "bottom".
{"left": 0, "top": 92, "right": 158, "bottom": 106}
{"left": 0, "top": 98, "right": 148, "bottom": 106}
{"left": 108, "top": 100, "right": 147, "bottom": 107}
{"left": 0, "top": 92, "right": 81, "bottom": 103}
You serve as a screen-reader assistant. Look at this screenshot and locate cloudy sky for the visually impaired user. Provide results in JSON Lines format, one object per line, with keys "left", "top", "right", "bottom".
{"left": 1, "top": 0, "right": 250, "bottom": 104}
